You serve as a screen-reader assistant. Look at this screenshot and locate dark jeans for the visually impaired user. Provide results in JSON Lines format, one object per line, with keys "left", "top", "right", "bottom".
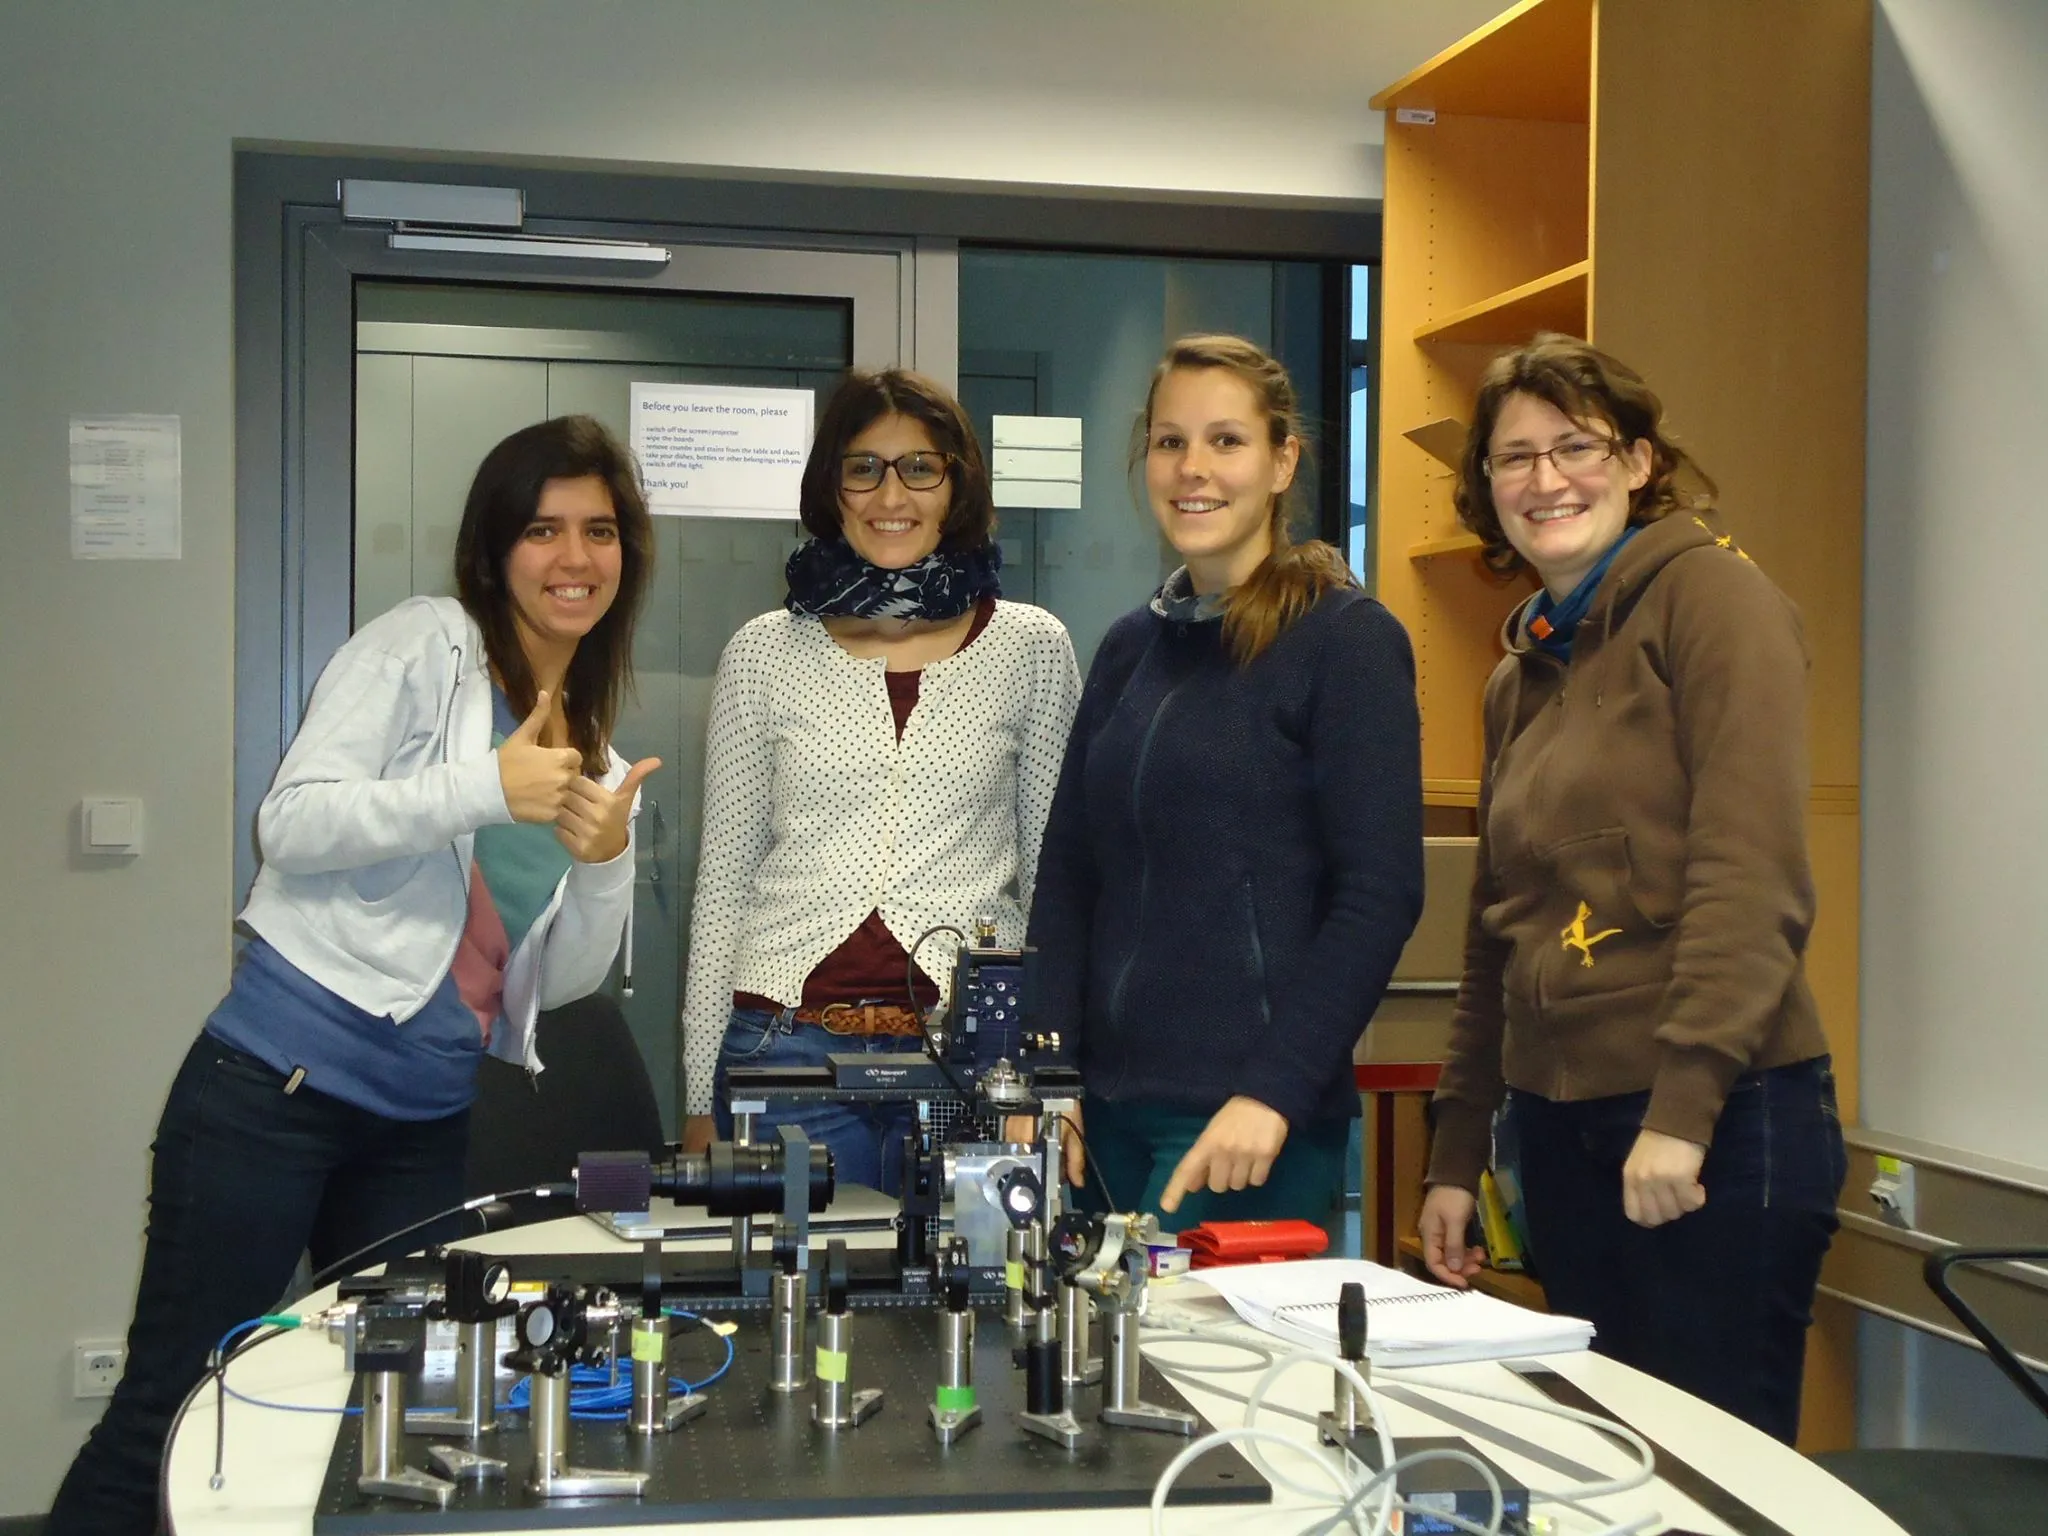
{"left": 711, "top": 1007, "right": 924, "bottom": 1195}
{"left": 1507, "top": 1056, "right": 1847, "bottom": 1445}
{"left": 1076, "top": 1097, "right": 1352, "bottom": 1245}
{"left": 47, "top": 1032, "right": 470, "bottom": 1536}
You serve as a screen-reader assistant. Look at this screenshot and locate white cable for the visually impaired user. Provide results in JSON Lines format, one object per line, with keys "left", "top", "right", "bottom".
{"left": 1140, "top": 1322, "right": 1280, "bottom": 1374}
{"left": 1144, "top": 1324, "right": 1500, "bottom": 1534}
{"left": 1244, "top": 1349, "right": 1398, "bottom": 1506}
{"left": 1149, "top": 1426, "right": 1361, "bottom": 1536}
{"left": 1141, "top": 1315, "right": 1663, "bottom": 1532}
{"left": 1323, "top": 1446, "right": 1504, "bottom": 1536}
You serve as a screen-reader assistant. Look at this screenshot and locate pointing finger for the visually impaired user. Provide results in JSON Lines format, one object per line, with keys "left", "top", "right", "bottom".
{"left": 1159, "top": 1146, "right": 1205, "bottom": 1213}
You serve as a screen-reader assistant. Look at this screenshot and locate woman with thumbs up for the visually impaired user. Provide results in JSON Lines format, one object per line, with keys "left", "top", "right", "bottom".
{"left": 48, "top": 415, "right": 657, "bottom": 1536}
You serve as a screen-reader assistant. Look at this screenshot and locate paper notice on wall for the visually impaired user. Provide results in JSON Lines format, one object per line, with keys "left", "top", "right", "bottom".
{"left": 631, "top": 383, "right": 813, "bottom": 520}
{"left": 70, "top": 415, "right": 182, "bottom": 559}
{"left": 991, "top": 415, "right": 1083, "bottom": 509}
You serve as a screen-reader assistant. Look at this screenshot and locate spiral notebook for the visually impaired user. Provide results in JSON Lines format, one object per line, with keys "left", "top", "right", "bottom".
{"left": 1197, "top": 1258, "right": 1594, "bottom": 1367}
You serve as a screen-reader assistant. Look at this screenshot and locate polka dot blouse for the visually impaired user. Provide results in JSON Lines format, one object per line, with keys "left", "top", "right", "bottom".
{"left": 680, "top": 601, "right": 1081, "bottom": 1113}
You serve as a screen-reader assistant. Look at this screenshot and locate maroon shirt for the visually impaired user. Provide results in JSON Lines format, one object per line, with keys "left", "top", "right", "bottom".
{"left": 737, "top": 598, "right": 995, "bottom": 1013}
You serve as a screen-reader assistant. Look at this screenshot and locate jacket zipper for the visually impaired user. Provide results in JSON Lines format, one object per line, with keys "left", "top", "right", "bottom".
{"left": 432, "top": 642, "right": 472, "bottom": 996}
{"left": 1241, "top": 877, "right": 1271, "bottom": 1028}
{"left": 1105, "top": 673, "right": 1191, "bottom": 1038}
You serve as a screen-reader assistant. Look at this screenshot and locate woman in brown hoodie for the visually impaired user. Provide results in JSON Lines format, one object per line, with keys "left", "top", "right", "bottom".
{"left": 1417, "top": 335, "right": 1844, "bottom": 1444}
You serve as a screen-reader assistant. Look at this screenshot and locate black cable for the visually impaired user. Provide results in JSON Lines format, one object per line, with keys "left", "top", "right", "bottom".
{"left": 906, "top": 924, "right": 979, "bottom": 1103}
{"left": 904, "top": 928, "right": 1121, "bottom": 1218}
{"left": 302, "top": 1181, "right": 573, "bottom": 1294}
{"left": 1055, "top": 1110, "right": 1126, "bottom": 1216}
{"left": 904, "top": 922, "right": 962, "bottom": 1014}
{"left": 165, "top": 1178, "right": 571, "bottom": 1523}
{"left": 161, "top": 1356, "right": 215, "bottom": 1530}
{"left": 160, "top": 1321, "right": 293, "bottom": 1526}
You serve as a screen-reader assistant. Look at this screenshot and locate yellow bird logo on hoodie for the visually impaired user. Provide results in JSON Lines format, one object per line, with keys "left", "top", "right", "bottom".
{"left": 1561, "top": 902, "right": 1623, "bottom": 968}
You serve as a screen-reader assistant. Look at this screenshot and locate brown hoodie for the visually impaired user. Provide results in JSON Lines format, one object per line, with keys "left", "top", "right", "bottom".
{"left": 1427, "top": 510, "right": 1830, "bottom": 1193}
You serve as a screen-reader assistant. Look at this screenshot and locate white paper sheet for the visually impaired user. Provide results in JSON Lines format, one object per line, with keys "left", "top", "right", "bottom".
{"left": 70, "top": 414, "right": 181, "bottom": 559}
{"left": 630, "top": 383, "right": 812, "bottom": 520}
{"left": 1198, "top": 1257, "right": 1594, "bottom": 1366}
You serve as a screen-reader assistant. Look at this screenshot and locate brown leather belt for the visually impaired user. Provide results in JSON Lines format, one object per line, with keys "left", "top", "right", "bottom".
{"left": 793, "top": 1002, "right": 927, "bottom": 1038}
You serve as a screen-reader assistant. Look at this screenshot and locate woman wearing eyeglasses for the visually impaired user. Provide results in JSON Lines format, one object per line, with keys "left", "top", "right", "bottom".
{"left": 1416, "top": 334, "right": 1844, "bottom": 1444}
{"left": 678, "top": 369, "right": 1079, "bottom": 1191}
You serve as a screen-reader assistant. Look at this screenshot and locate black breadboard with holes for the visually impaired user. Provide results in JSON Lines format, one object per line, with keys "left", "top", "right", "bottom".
{"left": 312, "top": 1308, "right": 1268, "bottom": 1530}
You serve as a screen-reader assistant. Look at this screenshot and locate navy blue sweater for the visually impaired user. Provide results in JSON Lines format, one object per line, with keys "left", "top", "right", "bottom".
{"left": 1027, "top": 587, "right": 1424, "bottom": 1129}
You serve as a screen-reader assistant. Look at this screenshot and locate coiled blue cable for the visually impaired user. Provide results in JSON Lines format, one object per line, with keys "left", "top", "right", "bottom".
{"left": 215, "top": 1308, "right": 736, "bottom": 1421}
{"left": 500, "top": 1310, "right": 736, "bottom": 1420}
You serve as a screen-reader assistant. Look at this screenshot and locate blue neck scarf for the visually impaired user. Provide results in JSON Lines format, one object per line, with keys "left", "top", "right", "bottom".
{"left": 783, "top": 538, "right": 1001, "bottom": 621}
{"left": 1525, "top": 527, "right": 1639, "bottom": 662}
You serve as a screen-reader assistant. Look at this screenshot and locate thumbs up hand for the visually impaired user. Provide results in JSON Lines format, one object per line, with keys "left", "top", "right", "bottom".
{"left": 554, "top": 755, "right": 662, "bottom": 864}
{"left": 497, "top": 691, "right": 584, "bottom": 824}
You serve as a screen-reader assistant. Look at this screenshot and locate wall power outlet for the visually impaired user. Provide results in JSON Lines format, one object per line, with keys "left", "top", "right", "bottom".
{"left": 74, "top": 1339, "right": 125, "bottom": 1398}
{"left": 1870, "top": 1155, "right": 1918, "bottom": 1229}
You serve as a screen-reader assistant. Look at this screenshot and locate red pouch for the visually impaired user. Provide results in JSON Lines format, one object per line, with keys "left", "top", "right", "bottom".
{"left": 1179, "top": 1218, "right": 1330, "bottom": 1268}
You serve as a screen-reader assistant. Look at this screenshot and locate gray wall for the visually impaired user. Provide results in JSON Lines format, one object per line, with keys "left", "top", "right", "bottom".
{"left": 0, "top": 0, "right": 1501, "bottom": 1510}
{"left": 1858, "top": 1313, "right": 2048, "bottom": 1457}
{"left": 1863, "top": 0, "right": 2048, "bottom": 1173}
{"left": 1858, "top": 0, "right": 2048, "bottom": 1450}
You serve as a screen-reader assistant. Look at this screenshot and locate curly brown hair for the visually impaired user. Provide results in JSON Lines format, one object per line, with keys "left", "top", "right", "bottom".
{"left": 1454, "top": 333, "right": 1716, "bottom": 576}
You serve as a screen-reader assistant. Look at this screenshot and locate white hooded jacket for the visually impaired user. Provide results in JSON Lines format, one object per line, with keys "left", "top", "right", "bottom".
{"left": 238, "top": 596, "right": 635, "bottom": 1073}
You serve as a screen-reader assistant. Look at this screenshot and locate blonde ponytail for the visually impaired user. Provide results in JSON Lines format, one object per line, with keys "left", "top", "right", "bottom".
{"left": 1136, "top": 334, "right": 1358, "bottom": 666}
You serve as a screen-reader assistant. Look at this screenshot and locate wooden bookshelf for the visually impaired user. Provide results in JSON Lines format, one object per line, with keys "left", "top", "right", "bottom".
{"left": 1371, "top": 0, "right": 1592, "bottom": 122}
{"left": 1407, "top": 532, "right": 1486, "bottom": 562}
{"left": 1421, "top": 778, "right": 1482, "bottom": 809}
{"left": 1368, "top": 0, "right": 1872, "bottom": 1452}
{"left": 1415, "top": 260, "right": 1588, "bottom": 347}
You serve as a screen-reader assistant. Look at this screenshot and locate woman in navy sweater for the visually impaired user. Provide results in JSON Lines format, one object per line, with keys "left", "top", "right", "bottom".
{"left": 1027, "top": 335, "right": 1423, "bottom": 1235}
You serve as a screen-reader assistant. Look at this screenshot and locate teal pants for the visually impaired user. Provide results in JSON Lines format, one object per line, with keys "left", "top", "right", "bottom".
{"left": 1072, "top": 1098, "right": 1351, "bottom": 1246}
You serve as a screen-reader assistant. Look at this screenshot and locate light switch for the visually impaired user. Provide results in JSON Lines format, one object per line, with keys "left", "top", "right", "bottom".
{"left": 82, "top": 797, "right": 143, "bottom": 855}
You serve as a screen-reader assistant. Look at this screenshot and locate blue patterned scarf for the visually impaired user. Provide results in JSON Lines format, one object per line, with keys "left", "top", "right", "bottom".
{"left": 783, "top": 538, "right": 1002, "bottom": 621}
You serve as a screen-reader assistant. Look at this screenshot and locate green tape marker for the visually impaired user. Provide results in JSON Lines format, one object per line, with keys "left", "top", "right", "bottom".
{"left": 630, "top": 1327, "right": 666, "bottom": 1364}
{"left": 934, "top": 1384, "right": 977, "bottom": 1413}
{"left": 1005, "top": 1260, "right": 1025, "bottom": 1291}
{"left": 815, "top": 1346, "right": 848, "bottom": 1383}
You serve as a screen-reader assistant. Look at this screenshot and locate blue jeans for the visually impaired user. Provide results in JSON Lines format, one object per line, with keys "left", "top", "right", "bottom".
{"left": 1506, "top": 1056, "right": 1847, "bottom": 1445}
{"left": 711, "top": 1007, "right": 925, "bottom": 1195}
{"left": 46, "top": 1032, "right": 470, "bottom": 1536}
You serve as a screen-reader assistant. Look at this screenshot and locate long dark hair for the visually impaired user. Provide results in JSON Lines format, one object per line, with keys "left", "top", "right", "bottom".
{"left": 1454, "top": 333, "right": 1717, "bottom": 576}
{"left": 797, "top": 368, "right": 996, "bottom": 551}
{"left": 1132, "top": 334, "right": 1355, "bottom": 666}
{"left": 453, "top": 415, "right": 652, "bottom": 774}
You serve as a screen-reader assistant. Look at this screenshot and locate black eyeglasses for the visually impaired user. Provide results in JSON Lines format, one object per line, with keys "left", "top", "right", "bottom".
{"left": 840, "top": 451, "right": 952, "bottom": 492}
{"left": 1482, "top": 437, "right": 1619, "bottom": 484}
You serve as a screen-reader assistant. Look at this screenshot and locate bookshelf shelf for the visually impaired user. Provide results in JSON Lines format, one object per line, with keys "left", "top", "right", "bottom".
{"left": 1416, "top": 260, "right": 1589, "bottom": 347}
{"left": 1408, "top": 532, "right": 1486, "bottom": 562}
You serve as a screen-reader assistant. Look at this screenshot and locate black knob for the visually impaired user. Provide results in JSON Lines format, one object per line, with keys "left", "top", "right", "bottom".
{"left": 1338, "top": 1281, "right": 1367, "bottom": 1363}
{"left": 825, "top": 1239, "right": 850, "bottom": 1315}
